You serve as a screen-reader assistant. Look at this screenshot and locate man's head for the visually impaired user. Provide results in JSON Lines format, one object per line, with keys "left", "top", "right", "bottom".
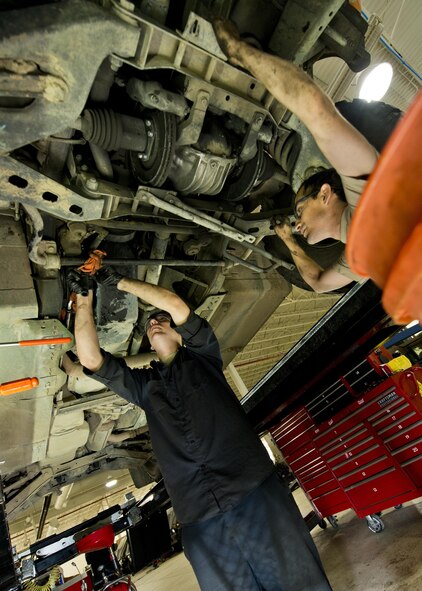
{"left": 144, "top": 310, "right": 182, "bottom": 359}
{"left": 293, "top": 168, "right": 347, "bottom": 244}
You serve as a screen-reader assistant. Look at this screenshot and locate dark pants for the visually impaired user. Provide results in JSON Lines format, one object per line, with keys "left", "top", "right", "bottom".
{"left": 182, "top": 473, "right": 332, "bottom": 591}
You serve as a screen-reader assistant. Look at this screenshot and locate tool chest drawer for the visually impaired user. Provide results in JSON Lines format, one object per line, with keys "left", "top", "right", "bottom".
{"left": 328, "top": 444, "right": 386, "bottom": 477}
{"left": 383, "top": 421, "right": 422, "bottom": 451}
{"left": 401, "top": 456, "right": 422, "bottom": 486}
{"left": 345, "top": 467, "right": 413, "bottom": 510}
{"left": 313, "top": 414, "right": 359, "bottom": 447}
{"left": 300, "top": 467, "right": 336, "bottom": 489}
{"left": 288, "top": 444, "right": 321, "bottom": 470}
{"left": 376, "top": 411, "right": 420, "bottom": 440}
{"left": 392, "top": 437, "right": 422, "bottom": 463}
{"left": 321, "top": 427, "right": 371, "bottom": 460}
{"left": 305, "top": 478, "right": 340, "bottom": 499}
{"left": 337, "top": 456, "right": 394, "bottom": 488}
{"left": 323, "top": 435, "right": 377, "bottom": 469}
{"left": 296, "top": 460, "right": 327, "bottom": 483}
{"left": 312, "top": 491, "right": 350, "bottom": 515}
{"left": 271, "top": 369, "right": 422, "bottom": 522}
{"left": 370, "top": 400, "right": 412, "bottom": 431}
{"left": 271, "top": 409, "right": 314, "bottom": 457}
{"left": 349, "top": 389, "right": 401, "bottom": 422}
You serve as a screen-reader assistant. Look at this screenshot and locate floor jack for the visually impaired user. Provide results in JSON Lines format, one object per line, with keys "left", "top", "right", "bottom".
{"left": 13, "top": 480, "right": 170, "bottom": 591}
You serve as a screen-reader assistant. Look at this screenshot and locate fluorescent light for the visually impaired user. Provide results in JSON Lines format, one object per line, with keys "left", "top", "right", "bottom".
{"left": 406, "top": 320, "right": 420, "bottom": 328}
{"left": 105, "top": 479, "right": 117, "bottom": 488}
{"left": 359, "top": 63, "right": 393, "bottom": 102}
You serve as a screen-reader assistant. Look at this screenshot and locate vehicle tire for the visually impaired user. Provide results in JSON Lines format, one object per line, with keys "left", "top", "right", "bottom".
{"left": 271, "top": 99, "right": 402, "bottom": 291}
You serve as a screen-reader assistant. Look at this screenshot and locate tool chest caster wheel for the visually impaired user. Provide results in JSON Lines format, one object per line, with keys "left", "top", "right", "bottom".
{"left": 318, "top": 519, "right": 327, "bottom": 529}
{"left": 327, "top": 515, "right": 339, "bottom": 529}
{"left": 366, "top": 514, "right": 385, "bottom": 533}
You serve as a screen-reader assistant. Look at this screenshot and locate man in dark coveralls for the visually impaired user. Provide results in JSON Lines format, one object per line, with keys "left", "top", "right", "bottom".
{"left": 70, "top": 267, "right": 332, "bottom": 591}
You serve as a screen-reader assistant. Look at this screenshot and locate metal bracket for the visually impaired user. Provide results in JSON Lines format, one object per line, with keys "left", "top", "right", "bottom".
{"left": 180, "top": 13, "right": 228, "bottom": 61}
{"left": 0, "top": 157, "right": 105, "bottom": 221}
{"left": 239, "top": 112, "right": 265, "bottom": 163}
{"left": 177, "top": 89, "right": 209, "bottom": 146}
{"left": 0, "top": 0, "right": 139, "bottom": 153}
{"left": 135, "top": 187, "right": 255, "bottom": 244}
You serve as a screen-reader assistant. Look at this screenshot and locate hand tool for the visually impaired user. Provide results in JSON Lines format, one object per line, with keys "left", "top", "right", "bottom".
{"left": 0, "top": 377, "right": 39, "bottom": 396}
{"left": 0, "top": 337, "right": 72, "bottom": 348}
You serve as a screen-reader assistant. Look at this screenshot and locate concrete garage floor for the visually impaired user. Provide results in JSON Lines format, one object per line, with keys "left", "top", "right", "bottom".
{"left": 133, "top": 491, "right": 422, "bottom": 591}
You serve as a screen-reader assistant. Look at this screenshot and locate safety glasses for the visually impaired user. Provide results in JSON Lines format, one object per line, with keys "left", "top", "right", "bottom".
{"left": 144, "top": 312, "right": 172, "bottom": 333}
{"left": 294, "top": 190, "right": 319, "bottom": 219}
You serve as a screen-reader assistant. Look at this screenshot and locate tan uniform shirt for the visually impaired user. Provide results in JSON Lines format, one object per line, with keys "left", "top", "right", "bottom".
{"left": 332, "top": 175, "right": 367, "bottom": 281}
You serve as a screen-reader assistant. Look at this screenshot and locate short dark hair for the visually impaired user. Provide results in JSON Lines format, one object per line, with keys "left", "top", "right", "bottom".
{"left": 295, "top": 168, "right": 346, "bottom": 206}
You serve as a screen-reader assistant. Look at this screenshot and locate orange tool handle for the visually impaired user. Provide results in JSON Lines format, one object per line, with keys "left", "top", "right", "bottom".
{"left": 0, "top": 377, "right": 39, "bottom": 396}
{"left": 19, "top": 337, "right": 72, "bottom": 347}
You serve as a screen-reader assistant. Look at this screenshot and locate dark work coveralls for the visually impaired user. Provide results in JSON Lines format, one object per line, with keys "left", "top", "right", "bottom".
{"left": 85, "top": 312, "right": 332, "bottom": 591}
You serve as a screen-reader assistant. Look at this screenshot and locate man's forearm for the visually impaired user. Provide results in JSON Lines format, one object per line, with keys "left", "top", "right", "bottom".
{"left": 75, "top": 292, "right": 104, "bottom": 371}
{"left": 282, "top": 236, "right": 325, "bottom": 290}
{"left": 235, "top": 43, "right": 331, "bottom": 134}
{"left": 117, "top": 277, "right": 190, "bottom": 325}
{"left": 214, "top": 20, "right": 377, "bottom": 177}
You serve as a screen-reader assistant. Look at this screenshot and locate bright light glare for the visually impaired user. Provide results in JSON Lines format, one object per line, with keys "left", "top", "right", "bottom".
{"left": 359, "top": 63, "right": 393, "bottom": 102}
{"left": 406, "top": 319, "right": 420, "bottom": 329}
{"left": 261, "top": 438, "right": 276, "bottom": 464}
{"left": 105, "top": 479, "right": 117, "bottom": 488}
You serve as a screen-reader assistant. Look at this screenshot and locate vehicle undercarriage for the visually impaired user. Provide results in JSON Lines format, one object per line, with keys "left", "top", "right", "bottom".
{"left": 0, "top": 0, "right": 372, "bottom": 525}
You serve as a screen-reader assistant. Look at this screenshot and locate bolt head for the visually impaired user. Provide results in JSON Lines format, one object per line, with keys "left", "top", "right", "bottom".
{"left": 150, "top": 94, "right": 159, "bottom": 103}
{"left": 145, "top": 119, "right": 152, "bottom": 127}
{"left": 86, "top": 177, "right": 98, "bottom": 190}
{"left": 147, "top": 131, "right": 154, "bottom": 138}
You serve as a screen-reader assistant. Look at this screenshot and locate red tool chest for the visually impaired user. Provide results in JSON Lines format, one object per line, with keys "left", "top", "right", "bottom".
{"left": 270, "top": 367, "right": 422, "bottom": 528}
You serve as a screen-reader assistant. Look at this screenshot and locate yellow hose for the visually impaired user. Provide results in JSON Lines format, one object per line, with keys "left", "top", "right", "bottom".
{"left": 24, "top": 567, "right": 61, "bottom": 591}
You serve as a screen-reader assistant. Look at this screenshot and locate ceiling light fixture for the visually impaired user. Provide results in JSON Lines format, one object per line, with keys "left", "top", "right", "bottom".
{"left": 105, "top": 479, "right": 117, "bottom": 488}
{"left": 359, "top": 63, "right": 393, "bottom": 102}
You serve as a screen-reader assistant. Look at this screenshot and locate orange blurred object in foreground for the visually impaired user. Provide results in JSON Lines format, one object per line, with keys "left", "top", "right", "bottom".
{"left": 346, "top": 90, "right": 422, "bottom": 324}
{"left": 0, "top": 377, "right": 39, "bottom": 396}
{"left": 78, "top": 249, "right": 107, "bottom": 275}
{"left": 0, "top": 337, "right": 72, "bottom": 348}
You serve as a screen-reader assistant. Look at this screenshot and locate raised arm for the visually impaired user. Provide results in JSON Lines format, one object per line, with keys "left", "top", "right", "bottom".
{"left": 274, "top": 221, "right": 352, "bottom": 292}
{"left": 214, "top": 20, "right": 377, "bottom": 178}
{"left": 96, "top": 267, "right": 191, "bottom": 326}
{"left": 74, "top": 291, "right": 104, "bottom": 371}
{"left": 119, "top": 277, "right": 190, "bottom": 326}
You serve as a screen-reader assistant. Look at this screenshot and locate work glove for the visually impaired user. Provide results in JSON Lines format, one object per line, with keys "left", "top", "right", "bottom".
{"left": 95, "top": 266, "right": 124, "bottom": 287}
{"left": 67, "top": 269, "right": 95, "bottom": 296}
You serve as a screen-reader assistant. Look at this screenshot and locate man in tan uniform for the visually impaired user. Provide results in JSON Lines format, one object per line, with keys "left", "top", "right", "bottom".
{"left": 214, "top": 20, "right": 378, "bottom": 293}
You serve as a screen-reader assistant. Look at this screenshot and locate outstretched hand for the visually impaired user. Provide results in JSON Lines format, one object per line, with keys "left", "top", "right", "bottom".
{"left": 213, "top": 19, "right": 243, "bottom": 66}
{"left": 67, "top": 269, "right": 95, "bottom": 296}
{"left": 271, "top": 216, "right": 295, "bottom": 243}
{"left": 95, "top": 266, "right": 124, "bottom": 288}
